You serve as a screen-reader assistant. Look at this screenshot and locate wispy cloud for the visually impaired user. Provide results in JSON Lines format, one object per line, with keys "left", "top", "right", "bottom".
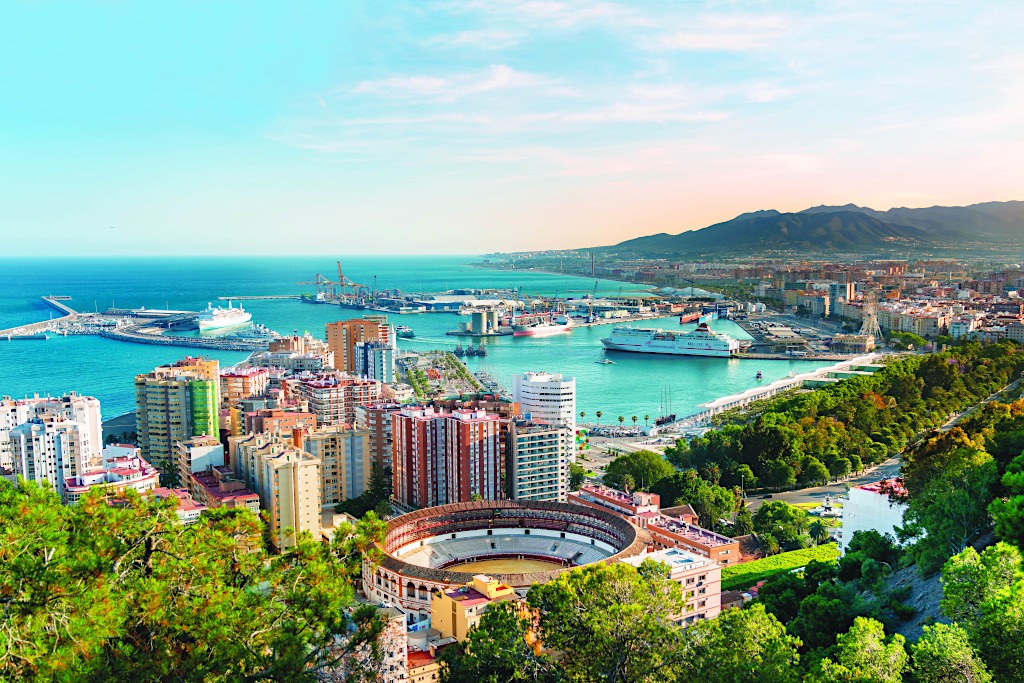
{"left": 649, "top": 13, "right": 792, "bottom": 51}
{"left": 426, "top": 29, "right": 524, "bottom": 49}
{"left": 351, "top": 64, "right": 569, "bottom": 101}
{"left": 439, "top": 0, "right": 654, "bottom": 29}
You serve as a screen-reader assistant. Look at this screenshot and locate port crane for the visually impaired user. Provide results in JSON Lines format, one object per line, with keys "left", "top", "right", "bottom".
{"left": 296, "top": 273, "right": 341, "bottom": 302}
{"left": 336, "top": 261, "right": 367, "bottom": 305}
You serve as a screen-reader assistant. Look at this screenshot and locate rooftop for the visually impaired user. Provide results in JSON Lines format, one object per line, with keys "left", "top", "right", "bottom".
{"left": 622, "top": 547, "right": 714, "bottom": 570}
{"left": 648, "top": 514, "right": 735, "bottom": 547}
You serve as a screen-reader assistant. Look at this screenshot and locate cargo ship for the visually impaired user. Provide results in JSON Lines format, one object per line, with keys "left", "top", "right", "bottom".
{"left": 512, "top": 313, "right": 573, "bottom": 337}
{"left": 195, "top": 301, "right": 252, "bottom": 331}
{"left": 601, "top": 322, "right": 740, "bottom": 357}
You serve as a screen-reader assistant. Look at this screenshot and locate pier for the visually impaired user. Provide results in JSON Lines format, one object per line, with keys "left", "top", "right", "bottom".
{"left": 0, "top": 297, "right": 80, "bottom": 339}
{"left": 101, "top": 325, "right": 269, "bottom": 352}
{"left": 2, "top": 296, "right": 268, "bottom": 352}
{"left": 216, "top": 295, "right": 300, "bottom": 301}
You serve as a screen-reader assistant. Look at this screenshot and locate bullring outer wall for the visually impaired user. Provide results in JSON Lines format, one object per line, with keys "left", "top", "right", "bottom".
{"left": 362, "top": 499, "right": 648, "bottom": 617}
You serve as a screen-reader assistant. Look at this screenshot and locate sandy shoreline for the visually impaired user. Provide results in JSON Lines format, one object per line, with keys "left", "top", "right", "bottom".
{"left": 102, "top": 411, "right": 137, "bottom": 440}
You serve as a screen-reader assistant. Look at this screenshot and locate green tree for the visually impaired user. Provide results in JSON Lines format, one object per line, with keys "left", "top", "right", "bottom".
{"left": 439, "top": 601, "right": 563, "bottom": 683}
{"left": 800, "top": 457, "right": 830, "bottom": 486}
{"left": 665, "top": 438, "right": 691, "bottom": 470}
{"left": 909, "top": 623, "right": 992, "bottom": 683}
{"left": 973, "top": 577, "right": 1024, "bottom": 683}
{"left": 901, "top": 451, "right": 998, "bottom": 576}
{"left": 618, "top": 415, "right": 625, "bottom": 426}
{"left": 603, "top": 450, "right": 674, "bottom": 491}
{"left": 733, "top": 507, "right": 754, "bottom": 536}
{"left": 621, "top": 474, "right": 636, "bottom": 495}
{"left": 940, "top": 543, "right": 1023, "bottom": 624}
{"left": 651, "top": 469, "right": 735, "bottom": 529}
{"left": 675, "top": 604, "right": 802, "bottom": 683}
{"left": 596, "top": 411, "right": 603, "bottom": 425}
{"left": 810, "top": 617, "right": 908, "bottom": 683}
{"left": 0, "top": 478, "right": 388, "bottom": 682}
{"left": 752, "top": 501, "right": 809, "bottom": 546}
{"left": 580, "top": 411, "right": 586, "bottom": 422}
{"left": 809, "top": 519, "right": 830, "bottom": 545}
{"left": 527, "top": 560, "right": 685, "bottom": 683}
{"left": 568, "top": 462, "right": 587, "bottom": 491}
{"left": 644, "top": 414, "right": 650, "bottom": 428}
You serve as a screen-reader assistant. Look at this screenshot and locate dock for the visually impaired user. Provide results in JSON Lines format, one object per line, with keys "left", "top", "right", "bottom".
{"left": 2, "top": 296, "right": 267, "bottom": 352}
{"left": 0, "top": 297, "right": 80, "bottom": 339}
{"left": 101, "top": 325, "right": 269, "bottom": 352}
{"left": 216, "top": 295, "right": 300, "bottom": 301}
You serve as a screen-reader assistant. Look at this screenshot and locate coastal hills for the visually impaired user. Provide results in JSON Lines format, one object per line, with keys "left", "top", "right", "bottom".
{"left": 595, "top": 201, "right": 1024, "bottom": 256}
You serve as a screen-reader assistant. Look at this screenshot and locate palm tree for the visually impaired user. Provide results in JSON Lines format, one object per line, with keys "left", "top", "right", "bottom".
{"left": 631, "top": 415, "right": 638, "bottom": 427}
{"left": 580, "top": 411, "right": 586, "bottom": 423}
{"left": 596, "top": 411, "right": 603, "bottom": 425}
{"left": 761, "top": 533, "right": 781, "bottom": 556}
{"left": 809, "top": 519, "right": 829, "bottom": 545}
{"left": 644, "top": 414, "right": 650, "bottom": 428}
{"left": 617, "top": 415, "right": 625, "bottom": 426}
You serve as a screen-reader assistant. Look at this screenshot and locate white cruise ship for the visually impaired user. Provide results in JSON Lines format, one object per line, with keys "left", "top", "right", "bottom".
{"left": 195, "top": 301, "right": 252, "bottom": 331}
{"left": 601, "top": 322, "right": 740, "bottom": 357}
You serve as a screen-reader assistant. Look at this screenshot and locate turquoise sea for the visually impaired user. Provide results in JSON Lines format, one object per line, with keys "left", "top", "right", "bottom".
{"left": 0, "top": 256, "right": 828, "bottom": 420}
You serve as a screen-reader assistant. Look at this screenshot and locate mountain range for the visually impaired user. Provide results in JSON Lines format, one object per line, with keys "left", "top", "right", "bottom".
{"left": 596, "top": 201, "right": 1024, "bottom": 255}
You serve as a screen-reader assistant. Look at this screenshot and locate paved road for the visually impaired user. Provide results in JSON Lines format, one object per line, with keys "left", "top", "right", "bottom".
{"left": 745, "top": 456, "right": 903, "bottom": 511}
{"left": 939, "top": 377, "right": 1022, "bottom": 432}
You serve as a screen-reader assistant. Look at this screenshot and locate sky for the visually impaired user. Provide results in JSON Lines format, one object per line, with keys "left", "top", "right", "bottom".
{"left": 1, "top": 1, "right": 1022, "bottom": 256}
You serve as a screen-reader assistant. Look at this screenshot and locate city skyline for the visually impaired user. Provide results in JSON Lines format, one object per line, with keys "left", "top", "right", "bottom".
{"left": 2, "top": 1, "right": 1022, "bottom": 256}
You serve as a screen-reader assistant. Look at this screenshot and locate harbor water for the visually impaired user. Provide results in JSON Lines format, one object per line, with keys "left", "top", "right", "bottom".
{"left": 0, "top": 256, "right": 829, "bottom": 420}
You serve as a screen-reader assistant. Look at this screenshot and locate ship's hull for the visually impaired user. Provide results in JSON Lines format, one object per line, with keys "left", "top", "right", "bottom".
{"left": 512, "top": 323, "right": 572, "bottom": 337}
{"left": 198, "top": 312, "right": 252, "bottom": 330}
{"left": 601, "top": 339, "right": 738, "bottom": 357}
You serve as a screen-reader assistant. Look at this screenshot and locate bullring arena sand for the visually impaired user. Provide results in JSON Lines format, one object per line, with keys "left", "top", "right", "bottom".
{"left": 445, "top": 558, "right": 564, "bottom": 574}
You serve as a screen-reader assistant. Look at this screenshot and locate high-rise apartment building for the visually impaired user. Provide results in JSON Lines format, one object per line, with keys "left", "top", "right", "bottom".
{"left": 508, "top": 420, "right": 571, "bottom": 503}
{"left": 353, "top": 341, "right": 395, "bottom": 383}
{"left": 242, "top": 408, "right": 317, "bottom": 436}
{"left": 326, "top": 317, "right": 393, "bottom": 373}
{"left": 1, "top": 393, "right": 102, "bottom": 472}
{"left": 135, "top": 357, "right": 220, "bottom": 470}
{"left": 286, "top": 373, "right": 381, "bottom": 427}
{"left": 231, "top": 431, "right": 321, "bottom": 550}
{"left": 219, "top": 366, "right": 270, "bottom": 409}
{"left": 355, "top": 402, "right": 403, "bottom": 470}
{"left": 511, "top": 372, "right": 576, "bottom": 459}
{"left": 299, "top": 425, "right": 372, "bottom": 506}
{"left": 392, "top": 407, "right": 502, "bottom": 508}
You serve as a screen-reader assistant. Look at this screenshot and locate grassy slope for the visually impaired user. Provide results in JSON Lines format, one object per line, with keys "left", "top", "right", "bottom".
{"left": 721, "top": 543, "right": 840, "bottom": 591}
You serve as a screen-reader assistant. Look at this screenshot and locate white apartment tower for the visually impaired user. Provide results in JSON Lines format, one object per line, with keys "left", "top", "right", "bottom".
{"left": 511, "top": 372, "right": 576, "bottom": 459}
{"left": 1, "top": 394, "right": 103, "bottom": 471}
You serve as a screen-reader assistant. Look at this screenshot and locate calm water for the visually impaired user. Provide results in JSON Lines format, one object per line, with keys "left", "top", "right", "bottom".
{"left": 0, "top": 256, "right": 827, "bottom": 419}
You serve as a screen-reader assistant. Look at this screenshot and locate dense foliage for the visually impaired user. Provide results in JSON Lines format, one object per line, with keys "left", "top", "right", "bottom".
{"left": 0, "top": 479, "right": 387, "bottom": 682}
{"left": 667, "top": 342, "right": 1024, "bottom": 490}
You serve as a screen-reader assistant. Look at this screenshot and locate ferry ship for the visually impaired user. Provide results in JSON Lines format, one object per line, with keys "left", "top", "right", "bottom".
{"left": 512, "top": 313, "right": 573, "bottom": 337}
{"left": 195, "top": 301, "right": 252, "bottom": 331}
{"left": 601, "top": 322, "right": 740, "bottom": 357}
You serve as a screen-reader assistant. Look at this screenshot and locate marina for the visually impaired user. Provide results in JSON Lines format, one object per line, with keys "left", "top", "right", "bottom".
{"left": 0, "top": 256, "right": 836, "bottom": 419}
